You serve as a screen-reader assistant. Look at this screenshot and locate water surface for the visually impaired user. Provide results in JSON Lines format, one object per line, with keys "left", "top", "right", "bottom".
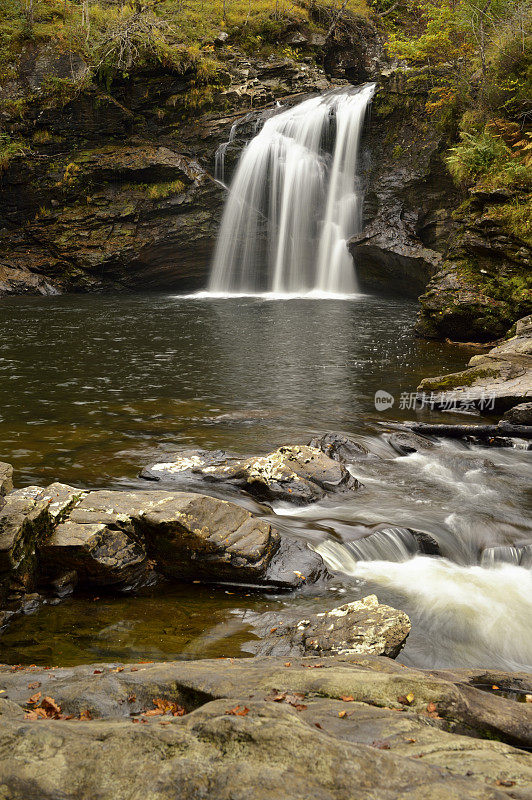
{"left": 1, "top": 293, "right": 530, "bottom": 671}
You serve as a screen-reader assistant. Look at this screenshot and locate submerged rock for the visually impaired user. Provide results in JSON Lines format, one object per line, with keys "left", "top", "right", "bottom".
{"left": 386, "top": 430, "right": 434, "bottom": 456}
{"left": 252, "top": 595, "right": 411, "bottom": 659}
{"left": 143, "top": 445, "right": 361, "bottom": 505}
{"left": 308, "top": 432, "right": 369, "bottom": 462}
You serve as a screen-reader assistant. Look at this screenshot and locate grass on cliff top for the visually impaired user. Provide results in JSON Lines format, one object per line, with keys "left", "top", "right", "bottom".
{"left": 0, "top": 0, "right": 370, "bottom": 79}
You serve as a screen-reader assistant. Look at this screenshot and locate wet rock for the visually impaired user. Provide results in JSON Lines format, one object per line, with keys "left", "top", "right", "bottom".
{"left": 142, "top": 445, "right": 361, "bottom": 505}
{"left": 140, "top": 449, "right": 228, "bottom": 483}
{"left": 416, "top": 193, "right": 531, "bottom": 343}
{"left": 40, "top": 520, "right": 152, "bottom": 591}
{"left": 409, "top": 529, "right": 441, "bottom": 556}
{"left": 0, "top": 493, "right": 52, "bottom": 577}
{"left": 48, "top": 489, "right": 326, "bottom": 591}
{"left": 503, "top": 402, "right": 532, "bottom": 425}
{"left": 417, "top": 317, "right": 532, "bottom": 413}
{"left": 0, "top": 463, "right": 13, "bottom": 497}
{"left": 252, "top": 595, "right": 411, "bottom": 659}
{"left": 308, "top": 432, "right": 369, "bottom": 462}
{"left": 50, "top": 569, "right": 78, "bottom": 598}
{"left": 387, "top": 431, "right": 434, "bottom": 456}
{"left": 1, "top": 654, "right": 531, "bottom": 799}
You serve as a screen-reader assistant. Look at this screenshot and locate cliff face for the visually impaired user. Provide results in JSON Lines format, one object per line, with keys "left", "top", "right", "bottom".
{"left": 0, "top": 20, "right": 381, "bottom": 296}
{"left": 0, "top": 18, "right": 529, "bottom": 343}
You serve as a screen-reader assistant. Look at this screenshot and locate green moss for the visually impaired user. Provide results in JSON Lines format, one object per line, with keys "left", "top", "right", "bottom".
{"left": 420, "top": 366, "right": 500, "bottom": 392}
{"left": 145, "top": 179, "right": 186, "bottom": 199}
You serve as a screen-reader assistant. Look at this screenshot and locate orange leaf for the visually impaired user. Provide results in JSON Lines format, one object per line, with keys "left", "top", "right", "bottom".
{"left": 340, "top": 695, "right": 354, "bottom": 702}
{"left": 28, "top": 692, "right": 41, "bottom": 705}
{"left": 226, "top": 705, "right": 249, "bottom": 716}
{"left": 338, "top": 710, "right": 347, "bottom": 718}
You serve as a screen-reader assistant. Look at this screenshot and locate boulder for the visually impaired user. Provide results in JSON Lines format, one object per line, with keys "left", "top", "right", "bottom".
{"left": 386, "top": 431, "right": 434, "bottom": 456}
{"left": 143, "top": 445, "right": 361, "bottom": 505}
{"left": 251, "top": 595, "right": 411, "bottom": 658}
{"left": 0, "top": 463, "right": 13, "bottom": 497}
{"left": 46, "top": 490, "right": 327, "bottom": 591}
{"left": 308, "top": 432, "right": 369, "bottom": 462}
{"left": 417, "top": 314, "right": 532, "bottom": 413}
{"left": 503, "top": 401, "right": 532, "bottom": 425}
{"left": 40, "top": 521, "right": 152, "bottom": 591}
{"left": 0, "top": 491, "right": 53, "bottom": 611}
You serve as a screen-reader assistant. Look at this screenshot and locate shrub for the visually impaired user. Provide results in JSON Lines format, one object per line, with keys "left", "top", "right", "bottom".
{"left": 446, "top": 129, "right": 532, "bottom": 189}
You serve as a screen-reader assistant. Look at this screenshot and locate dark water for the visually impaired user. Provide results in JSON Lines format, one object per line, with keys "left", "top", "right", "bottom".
{"left": 1, "top": 293, "right": 531, "bottom": 671}
{"left": 0, "top": 293, "right": 468, "bottom": 488}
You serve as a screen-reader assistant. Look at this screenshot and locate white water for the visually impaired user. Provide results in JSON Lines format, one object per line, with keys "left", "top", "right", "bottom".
{"left": 208, "top": 84, "right": 375, "bottom": 296}
{"left": 316, "top": 552, "right": 532, "bottom": 670}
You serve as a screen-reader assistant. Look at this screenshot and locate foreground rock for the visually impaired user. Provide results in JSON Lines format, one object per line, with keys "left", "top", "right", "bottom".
{"left": 142, "top": 444, "right": 361, "bottom": 505}
{"left": 251, "top": 595, "right": 411, "bottom": 658}
{"left": 0, "top": 480, "right": 329, "bottom": 627}
{"left": 0, "top": 654, "right": 530, "bottom": 799}
{"left": 417, "top": 315, "right": 532, "bottom": 413}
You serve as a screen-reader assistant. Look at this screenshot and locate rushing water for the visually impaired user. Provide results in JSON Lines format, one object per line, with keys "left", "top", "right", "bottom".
{"left": 0, "top": 294, "right": 531, "bottom": 671}
{"left": 209, "top": 85, "right": 374, "bottom": 295}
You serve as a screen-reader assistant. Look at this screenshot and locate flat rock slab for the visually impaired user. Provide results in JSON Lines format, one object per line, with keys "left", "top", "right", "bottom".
{"left": 0, "top": 655, "right": 530, "bottom": 799}
{"left": 143, "top": 445, "right": 361, "bottom": 505}
{"left": 250, "top": 595, "right": 411, "bottom": 659}
{"left": 417, "top": 314, "right": 532, "bottom": 413}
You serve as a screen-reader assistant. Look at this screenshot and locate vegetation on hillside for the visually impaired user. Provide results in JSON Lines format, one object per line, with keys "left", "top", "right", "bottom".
{"left": 385, "top": 0, "right": 531, "bottom": 244}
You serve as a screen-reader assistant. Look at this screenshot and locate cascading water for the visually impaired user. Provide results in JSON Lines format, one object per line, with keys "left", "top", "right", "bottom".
{"left": 208, "top": 83, "right": 375, "bottom": 296}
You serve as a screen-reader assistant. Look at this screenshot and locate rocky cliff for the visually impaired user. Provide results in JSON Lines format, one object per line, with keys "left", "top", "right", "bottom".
{"left": 0, "top": 13, "right": 529, "bottom": 342}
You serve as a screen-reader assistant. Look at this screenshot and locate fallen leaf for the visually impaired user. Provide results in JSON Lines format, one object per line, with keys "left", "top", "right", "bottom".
{"left": 525, "top": 694, "right": 532, "bottom": 703}
{"left": 225, "top": 705, "right": 249, "bottom": 716}
{"left": 142, "top": 698, "right": 186, "bottom": 718}
{"left": 93, "top": 669, "right": 103, "bottom": 675}
{"left": 371, "top": 740, "right": 391, "bottom": 750}
{"left": 426, "top": 702, "right": 437, "bottom": 713}
{"left": 111, "top": 667, "right": 124, "bottom": 673}
{"left": 293, "top": 704, "right": 307, "bottom": 712}
{"left": 27, "top": 682, "right": 41, "bottom": 690}
{"left": 284, "top": 662, "right": 291, "bottom": 668}
{"left": 338, "top": 710, "right": 347, "bottom": 718}
{"left": 340, "top": 695, "right": 354, "bottom": 702}
{"left": 28, "top": 692, "right": 41, "bottom": 705}
{"left": 41, "top": 697, "right": 61, "bottom": 717}
{"left": 128, "top": 694, "right": 136, "bottom": 703}
{"left": 404, "top": 738, "right": 416, "bottom": 743}
{"left": 270, "top": 627, "right": 277, "bottom": 633}
{"left": 496, "top": 780, "right": 516, "bottom": 787}
{"left": 397, "top": 694, "right": 414, "bottom": 706}
{"left": 491, "top": 685, "right": 499, "bottom": 691}
{"left": 78, "top": 710, "right": 92, "bottom": 721}
{"left": 314, "top": 722, "right": 323, "bottom": 729}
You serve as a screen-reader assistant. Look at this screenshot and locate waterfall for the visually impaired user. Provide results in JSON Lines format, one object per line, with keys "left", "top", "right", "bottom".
{"left": 208, "top": 83, "right": 375, "bottom": 297}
